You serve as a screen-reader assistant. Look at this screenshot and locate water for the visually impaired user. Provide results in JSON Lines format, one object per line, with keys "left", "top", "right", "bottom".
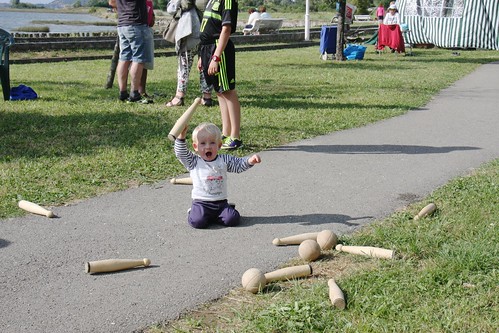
{"left": 0, "top": 10, "right": 117, "bottom": 33}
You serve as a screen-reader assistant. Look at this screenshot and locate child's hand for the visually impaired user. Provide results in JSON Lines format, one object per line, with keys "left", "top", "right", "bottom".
{"left": 248, "top": 154, "right": 261, "bottom": 165}
{"left": 177, "top": 125, "right": 188, "bottom": 140}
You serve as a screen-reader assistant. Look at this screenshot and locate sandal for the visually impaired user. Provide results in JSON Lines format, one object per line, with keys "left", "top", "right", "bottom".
{"left": 201, "top": 97, "right": 213, "bottom": 107}
{"left": 165, "top": 96, "right": 184, "bottom": 107}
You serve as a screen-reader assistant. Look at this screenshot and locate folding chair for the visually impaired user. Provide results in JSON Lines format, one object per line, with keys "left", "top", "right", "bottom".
{"left": 0, "top": 28, "right": 15, "bottom": 101}
{"left": 401, "top": 23, "right": 413, "bottom": 56}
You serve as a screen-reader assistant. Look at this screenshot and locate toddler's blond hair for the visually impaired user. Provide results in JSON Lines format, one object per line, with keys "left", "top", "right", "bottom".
{"left": 192, "top": 123, "right": 222, "bottom": 144}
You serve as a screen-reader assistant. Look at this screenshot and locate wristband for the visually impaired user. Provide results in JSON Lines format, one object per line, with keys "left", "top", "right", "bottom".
{"left": 211, "top": 55, "right": 221, "bottom": 62}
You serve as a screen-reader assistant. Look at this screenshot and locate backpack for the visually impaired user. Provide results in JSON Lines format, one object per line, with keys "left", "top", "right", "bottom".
{"left": 146, "top": 0, "right": 155, "bottom": 27}
{"left": 10, "top": 84, "right": 38, "bottom": 101}
{"left": 195, "top": 0, "right": 209, "bottom": 11}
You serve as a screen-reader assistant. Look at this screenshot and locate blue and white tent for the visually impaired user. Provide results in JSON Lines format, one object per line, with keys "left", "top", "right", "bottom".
{"left": 397, "top": 0, "right": 499, "bottom": 50}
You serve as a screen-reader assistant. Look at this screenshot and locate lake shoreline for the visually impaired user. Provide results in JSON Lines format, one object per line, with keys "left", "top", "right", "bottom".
{"left": 0, "top": 8, "right": 117, "bottom": 33}
{"left": 0, "top": 7, "right": 98, "bottom": 14}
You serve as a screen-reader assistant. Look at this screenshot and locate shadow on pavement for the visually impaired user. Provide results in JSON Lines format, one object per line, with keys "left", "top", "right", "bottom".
{"left": 270, "top": 144, "right": 480, "bottom": 155}
{"left": 240, "top": 213, "right": 372, "bottom": 227}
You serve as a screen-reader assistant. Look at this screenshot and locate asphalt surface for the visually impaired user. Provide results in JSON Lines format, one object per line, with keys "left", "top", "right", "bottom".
{"left": 1, "top": 61, "right": 498, "bottom": 333}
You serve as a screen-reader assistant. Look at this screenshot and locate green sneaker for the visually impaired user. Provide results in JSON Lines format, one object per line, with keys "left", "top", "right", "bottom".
{"left": 221, "top": 138, "right": 244, "bottom": 150}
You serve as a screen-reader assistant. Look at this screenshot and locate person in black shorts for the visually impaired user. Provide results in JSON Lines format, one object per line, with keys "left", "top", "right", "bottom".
{"left": 197, "top": 0, "right": 243, "bottom": 149}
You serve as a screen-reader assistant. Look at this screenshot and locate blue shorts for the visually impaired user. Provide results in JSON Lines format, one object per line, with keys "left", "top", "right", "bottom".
{"left": 117, "top": 24, "right": 152, "bottom": 63}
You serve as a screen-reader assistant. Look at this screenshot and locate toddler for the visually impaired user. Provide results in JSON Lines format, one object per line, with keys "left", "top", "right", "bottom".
{"left": 174, "top": 123, "right": 261, "bottom": 228}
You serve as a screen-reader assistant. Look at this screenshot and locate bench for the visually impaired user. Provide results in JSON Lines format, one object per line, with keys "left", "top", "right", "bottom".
{"left": 0, "top": 28, "right": 15, "bottom": 101}
{"left": 243, "top": 18, "right": 284, "bottom": 35}
{"left": 354, "top": 15, "right": 372, "bottom": 22}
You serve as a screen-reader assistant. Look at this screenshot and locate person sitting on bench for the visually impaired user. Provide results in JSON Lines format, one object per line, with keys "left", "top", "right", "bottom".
{"left": 259, "top": 5, "right": 271, "bottom": 19}
{"left": 244, "top": 8, "right": 260, "bottom": 35}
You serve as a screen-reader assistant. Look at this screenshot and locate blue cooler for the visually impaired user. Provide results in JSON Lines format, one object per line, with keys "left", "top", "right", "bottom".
{"left": 320, "top": 25, "right": 337, "bottom": 56}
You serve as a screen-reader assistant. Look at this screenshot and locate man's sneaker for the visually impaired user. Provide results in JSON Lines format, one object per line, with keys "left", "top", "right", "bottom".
{"left": 221, "top": 138, "right": 243, "bottom": 150}
{"left": 141, "top": 93, "right": 154, "bottom": 103}
{"left": 140, "top": 95, "right": 154, "bottom": 104}
{"left": 127, "top": 95, "right": 152, "bottom": 104}
{"left": 127, "top": 93, "right": 142, "bottom": 103}
{"left": 119, "top": 92, "right": 129, "bottom": 101}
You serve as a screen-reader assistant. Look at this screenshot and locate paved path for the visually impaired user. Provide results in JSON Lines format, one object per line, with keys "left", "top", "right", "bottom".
{"left": 1, "top": 62, "right": 498, "bottom": 333}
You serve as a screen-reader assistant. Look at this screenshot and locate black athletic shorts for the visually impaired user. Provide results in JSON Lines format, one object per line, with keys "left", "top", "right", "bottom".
{"left": 199, "top": 39, "right": 236, "bottom": 93}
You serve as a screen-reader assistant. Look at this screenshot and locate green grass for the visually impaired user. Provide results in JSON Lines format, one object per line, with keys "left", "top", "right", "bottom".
{"left": 146, "top": 159, "right": 498, "bottom": 333}
{"left": 1, "top": 47, "right": 499, "bottom": 220}
{"left": 13, "top": 26, "right": 50, "bottom": 32}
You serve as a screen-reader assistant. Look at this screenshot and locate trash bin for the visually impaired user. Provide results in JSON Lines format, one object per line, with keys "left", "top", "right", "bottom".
{"left": 0, "top": 28, "right": 15, "bottom": 101}
{"left": 320, "top": 25, "right": 337, "bottom": 59}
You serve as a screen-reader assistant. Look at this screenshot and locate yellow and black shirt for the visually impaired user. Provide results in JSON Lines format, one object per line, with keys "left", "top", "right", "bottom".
{"left": 200, "top": 0, "right": 238, "bottom": 44}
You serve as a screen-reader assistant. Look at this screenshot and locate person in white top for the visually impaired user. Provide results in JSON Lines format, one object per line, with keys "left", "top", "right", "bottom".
{"left": 383, "top": 3, "right": 400, "bottom": 25}
{"left": 244, "top": 7, "right": 260, "bottom": 35}
{"left": 259, "top": 5, "right": 271, "bottom": 19}
{"left": 246, "top": 8, "right": 260, "bottom": 27}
